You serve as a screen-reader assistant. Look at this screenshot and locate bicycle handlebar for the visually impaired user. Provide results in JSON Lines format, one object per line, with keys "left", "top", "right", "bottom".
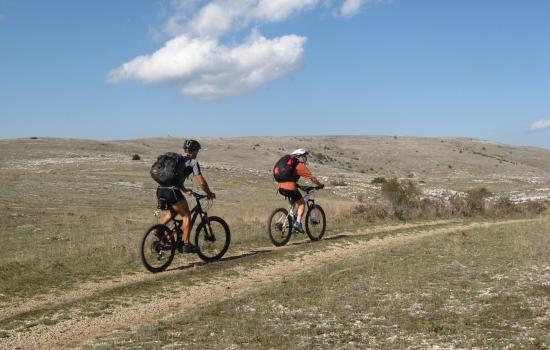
{"left": 191, "top": 191, "right": 208, "bottom": 200}
{"left": 298, "top": 185, "right": 324, "bottom": 193}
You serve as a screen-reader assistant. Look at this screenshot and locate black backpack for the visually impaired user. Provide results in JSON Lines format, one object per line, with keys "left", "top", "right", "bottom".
{"left": 150, "top": 152, "right": 184, "bottom": 186}
{"left": 273, "top": 155, "right": 300, "bottom": 182}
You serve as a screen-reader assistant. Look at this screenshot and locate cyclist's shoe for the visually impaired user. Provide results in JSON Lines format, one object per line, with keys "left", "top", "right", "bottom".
{"left": 182, "top": 243, "right": 200, "bottom": 254}
{"left": 293, "top": 222, "right": 305, "bottom": 233}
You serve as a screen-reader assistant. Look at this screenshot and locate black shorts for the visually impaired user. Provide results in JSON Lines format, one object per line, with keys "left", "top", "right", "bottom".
{"left": 156, "top": 187, "right": 186, "bottom": 210}
{"left": 278, "top": 188, "right": 303, "bottom": 203}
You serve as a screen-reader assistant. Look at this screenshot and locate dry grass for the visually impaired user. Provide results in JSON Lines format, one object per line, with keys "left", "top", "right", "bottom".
{"left": 1, "top": 136, "right": 549, "bottom": 301}
{"left": 85, "top": 218, "right": 550, "bottom": 349}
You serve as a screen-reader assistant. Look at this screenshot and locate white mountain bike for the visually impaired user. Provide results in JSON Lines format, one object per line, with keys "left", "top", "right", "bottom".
{"left": 266, "top": 185, "right": 326, "bottom": 246}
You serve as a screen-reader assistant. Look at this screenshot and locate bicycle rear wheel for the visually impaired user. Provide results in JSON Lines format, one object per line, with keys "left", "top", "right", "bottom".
{"left": 195, "top": 216, "right": 231, "bottom": 263}
{"left": 267, "top": 208, "right": 292, "bottom": 246}
{"left": 140, "top": 224, "right": 176, "bottom": 273}
{"left": 305, "top": 205, "right": 326, "bottom": 241}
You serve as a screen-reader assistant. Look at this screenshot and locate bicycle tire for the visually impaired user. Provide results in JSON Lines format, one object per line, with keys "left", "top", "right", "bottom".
{"left": 305, "top": 204, "right": 326, "bottom": 241}
{"left": 267, "top": 208, "right": 292, "bottom": 246}
{"left": 140, "top": 224, "right": 176, "bottom": 273}
{"left": 195, "top": 216, "right": 231, "bottom": 262}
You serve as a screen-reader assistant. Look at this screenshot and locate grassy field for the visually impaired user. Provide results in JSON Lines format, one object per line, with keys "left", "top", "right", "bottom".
{"left": 1, "top": 136, "right": 549, "bottom": 297}
{"left": 0, "top": 136, "right": 549, "bottom": 348}
{"left": 87, "top": 218, "right": 550, "bottom": 350}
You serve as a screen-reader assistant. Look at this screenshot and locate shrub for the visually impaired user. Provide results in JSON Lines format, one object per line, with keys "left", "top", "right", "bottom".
{"left": 131, "top": 154, "right": 141, "bottom": 161}
{"left": 330, "top": 179, "right": 347, "bottom": 186}
{"left": 486, "top": 196, "right": 518, "bottom": 217}
{"left": 352, "top": 203, "right": 389, "bottom": 222}
{"left": 518, "top": 200, "right": 549, "bottom": 215}
{"left": 381, "top": 178, "right": 420, "bottom": 208}
{"left": 448, "top": 194, "right": 468, "bottom": 216}
{"left": 465, "top": 187, "right": 492, "bottom": 213}
{"left": 371, "top": 177, "right": 386, "bottom": 185}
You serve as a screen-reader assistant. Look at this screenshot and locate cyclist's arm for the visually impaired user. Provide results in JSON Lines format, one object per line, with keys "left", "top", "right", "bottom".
{"left": 195, "top": 174, "right": 215, "bottom": 197}
{"left": 180, "top": 184, "right": 193, "bottom": 195}
{"left": 296, "top": 163, "right": 322, "bottom": 186}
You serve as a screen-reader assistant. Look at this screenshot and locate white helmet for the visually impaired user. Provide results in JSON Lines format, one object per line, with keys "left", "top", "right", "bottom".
{"left": 291, "top": 148, "right": 309, "bottom": 157}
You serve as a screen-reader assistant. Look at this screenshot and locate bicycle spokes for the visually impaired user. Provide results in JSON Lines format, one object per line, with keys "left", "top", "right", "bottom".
{"left": 141, "top": 225, "right": 176, "bottom": 273}
{"left": 195, "top": 217, "right": 230, "bottom": 262}
{"left": 267, "top": 208, "right": 292, "bottom": 246}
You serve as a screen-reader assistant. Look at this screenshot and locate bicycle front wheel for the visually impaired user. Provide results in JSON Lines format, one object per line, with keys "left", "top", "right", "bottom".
{"left": 140, "top": 224, "right": 176, "bottom": 273}
{"left": 195, "top": 216, "right": 231, "bottom": 263}
{"left": 305, "top": 205, "right": 326, "bottom": 241}
{"left": 267, "top": 208, "right": 292, "bottom": 246}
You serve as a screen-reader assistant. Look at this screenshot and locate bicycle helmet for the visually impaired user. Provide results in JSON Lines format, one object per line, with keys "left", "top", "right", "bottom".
{"left": 183, "top": 139, "right": 201, "bottom": 151}
{"left": 291, "top": 148, "right": 309, "bottom": 157}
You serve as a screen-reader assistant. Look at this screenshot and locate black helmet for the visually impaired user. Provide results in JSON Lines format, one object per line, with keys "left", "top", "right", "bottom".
{"left": 183, "top": 139, "right": 201, "bottom": 151}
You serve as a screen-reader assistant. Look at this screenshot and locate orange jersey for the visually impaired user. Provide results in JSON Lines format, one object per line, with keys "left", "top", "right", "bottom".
{"left": 278, "top": 163, "right": 319, "bottom": 191}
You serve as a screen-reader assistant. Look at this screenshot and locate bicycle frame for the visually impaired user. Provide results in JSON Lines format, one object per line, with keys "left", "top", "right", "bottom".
{"left": 169, "top": 194, "right": 211, "bottom": 241}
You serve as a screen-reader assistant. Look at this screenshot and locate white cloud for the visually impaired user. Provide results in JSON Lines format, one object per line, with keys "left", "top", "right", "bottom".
{"left": 185, "top": 1, "right": 255, "bottom": 38}
{"left": 529, "top": 120, "right": 550, "bottom": 132}
{"left": 107, "top": 33, "right": 306, "bottom": 99}
{"left": 339, "top": 0, "right": 385, "bottom": 17}
{"left": 109, "top": 0, "right": 384, "bottom": 98}
{"left": 254, "top": 0, "right": 318, "bottom": 22}
{"left": 340, "top": 0, "right": 364, "bottom": 16}
{"left": 177, "top": 0, "right": 319, "bottom": 38}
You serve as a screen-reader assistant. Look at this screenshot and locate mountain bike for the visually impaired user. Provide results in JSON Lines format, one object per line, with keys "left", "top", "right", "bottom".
{"left": 140, "top": 191, "right": 230, "bottom": 273}
{"left": 267, "top": 185, "right": 326, "bottom": 246}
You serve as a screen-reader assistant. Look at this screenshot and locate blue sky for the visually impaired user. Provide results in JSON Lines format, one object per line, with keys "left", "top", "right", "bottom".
{"left": 1, "top": 0, "right": 549, "bottom": 149}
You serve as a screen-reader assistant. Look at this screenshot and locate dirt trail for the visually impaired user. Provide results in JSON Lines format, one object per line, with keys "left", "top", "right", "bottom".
{"left": 0, "top": 219, "right": 453, "bottom": 322}
{"left": 0, "top": 218, "right": 537, "bottom": 349}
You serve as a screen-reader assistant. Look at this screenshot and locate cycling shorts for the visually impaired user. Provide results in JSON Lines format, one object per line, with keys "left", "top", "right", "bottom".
{"left": 278, "top": 188, "right": 303, "bottom": 203}
{"left": 156, "top": 187, "right": 186, "bottom": 210}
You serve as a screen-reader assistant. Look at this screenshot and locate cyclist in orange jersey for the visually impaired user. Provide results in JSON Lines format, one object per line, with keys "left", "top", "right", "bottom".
{"left": 277, "top": 149, "right": 324, "bottom": 233}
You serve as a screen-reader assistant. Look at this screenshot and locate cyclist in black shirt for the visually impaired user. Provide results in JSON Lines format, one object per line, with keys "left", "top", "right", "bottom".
{"left": 156, "top": 139, "right": 215, "bottom": 253}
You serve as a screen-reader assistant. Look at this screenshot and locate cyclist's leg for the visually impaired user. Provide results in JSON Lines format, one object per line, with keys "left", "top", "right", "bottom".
{"left": 159, "top": 208, "right": 175, "bottom": 225}
{"left": 287, "top": 190, "right": 305, "bottom": 223}
{"left": 279, "top": 188, "right": 305, "bottom": 221}
{"left": 170, "top": 200, "right": 191, "bottom": 244}
{"left": 295, "top": 198, "right": 306, "bottom": 223}
{"left": 157, "top": 187, "right": 176, "bottom": 226}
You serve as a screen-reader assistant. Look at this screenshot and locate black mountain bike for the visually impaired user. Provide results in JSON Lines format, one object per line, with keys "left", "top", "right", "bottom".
{"left": 267, "top": 185, "right": 326, "bottom": 246}
{"left": 140, "top": 192, "right": 230, "bottom": 272}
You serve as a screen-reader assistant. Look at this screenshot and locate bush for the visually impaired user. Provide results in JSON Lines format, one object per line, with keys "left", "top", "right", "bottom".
{"left": 517, "top": 200, "right": 549, "bottom": 216}
{"left": 330, "top": 179, "right": 347, "bottom": 186}
{"left": 448, "top": 194, "right": 468, "bottom": 216}
{"left": 486, "top": 196, "right": 518, "bottom": 217}
{"left": 131, "top": 154, "right": 141, "bottom": 161}
{"left": 371, "top": 177, "right": 386, "bottom": 185}
{"left": 465, "top": 187, "right": 492, "bottom": 213}
{"left": 381, "top": 178, "right": 420, "bottom": 208}
{"left": 352, "top": 203, "right": 389, "bottom": 222}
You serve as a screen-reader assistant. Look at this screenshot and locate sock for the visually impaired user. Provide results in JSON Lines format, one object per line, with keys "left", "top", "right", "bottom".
{"left": 296, "top": 216, "right": 301, "bottom": 224}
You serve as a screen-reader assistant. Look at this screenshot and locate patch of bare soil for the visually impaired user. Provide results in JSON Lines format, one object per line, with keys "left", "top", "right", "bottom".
{"left": 0, "top": 218, "right": 537, "bottom": 349}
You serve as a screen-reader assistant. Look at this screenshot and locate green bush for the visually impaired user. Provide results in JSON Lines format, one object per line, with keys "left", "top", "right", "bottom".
{"left": 371, "top": 177, "right": 386, "bottom": 185}
{"left": 465, "top": 187, "right": 492, "bottom": 213}
{"left": 381, "top": 178, "right": 420, "bottom": 208}
{"left": 131, "top": 154, "right": 141, "bottom": 161}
